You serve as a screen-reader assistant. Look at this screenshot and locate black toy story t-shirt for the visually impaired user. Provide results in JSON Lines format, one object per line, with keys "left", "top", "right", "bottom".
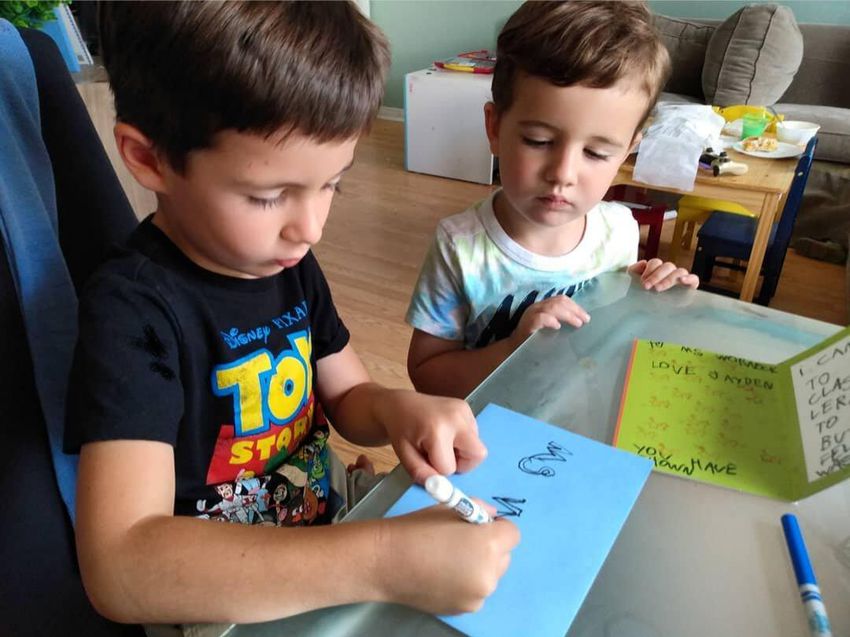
{"left": 65, "top": 216, "right": 349, "bottom": 526}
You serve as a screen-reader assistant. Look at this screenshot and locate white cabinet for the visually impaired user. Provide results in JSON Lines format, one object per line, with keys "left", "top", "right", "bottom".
{"left": 404, "top": 68, "right": 494, "bottom": 185}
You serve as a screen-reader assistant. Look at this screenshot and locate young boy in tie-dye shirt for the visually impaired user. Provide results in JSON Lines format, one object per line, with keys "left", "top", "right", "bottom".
{"left": 406, "top": 1, "right": 698, "bottom": 398}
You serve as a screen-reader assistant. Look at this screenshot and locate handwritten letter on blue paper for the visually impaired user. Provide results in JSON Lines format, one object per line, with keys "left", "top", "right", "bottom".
{"left": 385, "top": 403, "right": 652, "bottom": 637}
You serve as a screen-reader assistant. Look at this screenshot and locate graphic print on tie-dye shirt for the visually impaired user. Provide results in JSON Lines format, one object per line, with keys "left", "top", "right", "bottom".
{"left": 406, "top": 191, "right": 639, "bottom": 349}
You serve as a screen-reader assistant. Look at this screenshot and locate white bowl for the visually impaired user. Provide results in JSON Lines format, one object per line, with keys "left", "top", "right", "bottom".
{"left": 776, "top": 120, "right": 820, "bottom": 146}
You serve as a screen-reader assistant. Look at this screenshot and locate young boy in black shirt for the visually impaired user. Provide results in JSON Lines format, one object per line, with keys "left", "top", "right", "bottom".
{"left": 65, "top": 1, "right": 518, "bottom": 627}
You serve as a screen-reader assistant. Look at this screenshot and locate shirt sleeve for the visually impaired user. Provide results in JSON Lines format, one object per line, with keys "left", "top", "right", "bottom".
{"left": 300, "top": 251, "right": 350, "bottom": 361}
{"left": 605, "top": 203, "right": 640, "bottom": 270}
{"left": 405, "top": 226, "right": 468, "bottom": 341}
{"left": 622, "top": 215, "right": 640, "bottom": 268}
{"left": 65, "top": 270, "right": 184, "bottom": 451}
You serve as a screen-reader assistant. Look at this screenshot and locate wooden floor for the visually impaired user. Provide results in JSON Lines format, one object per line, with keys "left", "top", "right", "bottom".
{"left": 77, "top": 85, "right": 847, "bottom": 474}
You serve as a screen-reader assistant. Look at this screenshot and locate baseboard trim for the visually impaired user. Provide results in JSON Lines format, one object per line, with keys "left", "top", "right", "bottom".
{"left": 378, "top": 106, "right": 404, "bottom": 122}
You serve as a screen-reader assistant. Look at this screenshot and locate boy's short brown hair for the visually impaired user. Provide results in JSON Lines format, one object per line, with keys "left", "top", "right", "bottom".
{"left": 492, "top": 0, "right": 670, "bottom": 126}
{"left": 99, "top": 1, "right": 390, "bottom": 171}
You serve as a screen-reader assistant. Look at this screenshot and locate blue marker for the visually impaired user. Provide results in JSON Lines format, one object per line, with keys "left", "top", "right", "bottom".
{"left": 425, "top": 474, "right": 492, "bottom": 524}
{"left": 781, "top": 514, "right": 833, "bottom": 637}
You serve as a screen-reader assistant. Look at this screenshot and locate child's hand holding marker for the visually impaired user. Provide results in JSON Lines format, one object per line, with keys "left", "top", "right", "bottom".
{"left": 426, "top": 474, "right": 493, "bottom": 524}
{"left": 383, "top": 477, "right": 519, "bottom": 615}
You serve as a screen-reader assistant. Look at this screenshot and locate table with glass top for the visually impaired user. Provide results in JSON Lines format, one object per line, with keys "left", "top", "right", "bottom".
{"left": 229, "top": 272, "right": 850, "bottom": 637}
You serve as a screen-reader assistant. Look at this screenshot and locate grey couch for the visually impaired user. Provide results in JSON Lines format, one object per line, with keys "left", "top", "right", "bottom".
{"left": 654, "top": 6, "right": 850, "bottom": 264}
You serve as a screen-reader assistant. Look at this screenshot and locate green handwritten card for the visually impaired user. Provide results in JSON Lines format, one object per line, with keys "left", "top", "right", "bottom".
{"left": 614, "top": 326, "right": 850, "bottom": 500}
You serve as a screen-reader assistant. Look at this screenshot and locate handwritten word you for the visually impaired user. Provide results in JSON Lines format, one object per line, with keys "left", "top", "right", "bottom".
{"left": 634, "top": 445, "right": 737, "bottom": 477}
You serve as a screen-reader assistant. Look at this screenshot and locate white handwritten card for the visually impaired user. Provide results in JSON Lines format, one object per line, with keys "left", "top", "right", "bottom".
{"left": 386, "top": 403, "right": 652, "bottom": 637}
{"left": 789, "top": 333, "right": 850, "bottom": 482}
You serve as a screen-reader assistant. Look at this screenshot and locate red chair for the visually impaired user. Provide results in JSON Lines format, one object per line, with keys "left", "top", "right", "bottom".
{"left": 604, "top": 185, "right": 669, "bottom": 260}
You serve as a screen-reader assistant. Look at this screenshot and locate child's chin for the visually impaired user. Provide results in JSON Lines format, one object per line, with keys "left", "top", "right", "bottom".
{"left": 525, "top": 208, "right": 583, "bottom": 227}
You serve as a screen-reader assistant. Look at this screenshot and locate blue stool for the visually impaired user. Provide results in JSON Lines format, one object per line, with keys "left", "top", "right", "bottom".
{"left": 692, "top": 138, "right": 817, "bottom": 306}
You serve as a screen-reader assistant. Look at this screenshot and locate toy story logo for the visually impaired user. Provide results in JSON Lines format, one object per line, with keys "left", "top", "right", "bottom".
{"left": 206, "top": 330, "right": 316, "bottom": 484}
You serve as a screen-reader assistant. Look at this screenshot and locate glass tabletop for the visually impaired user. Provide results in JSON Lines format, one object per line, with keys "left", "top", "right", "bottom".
{"left": 228, "top": 272, "right": 850, "bottom": 637}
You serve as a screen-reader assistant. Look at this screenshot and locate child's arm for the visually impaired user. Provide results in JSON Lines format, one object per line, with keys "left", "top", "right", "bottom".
{"left": 75, "top": 437, "right": 519, "bottom": 624}
{"left": 315, "top": 344, "right": 487, "bottom": 482}
{"left": 628, "top": 258, "right": 699, "bottom": 291}
{"left": 408, "top": 295, "right": 590, "bottom": 398}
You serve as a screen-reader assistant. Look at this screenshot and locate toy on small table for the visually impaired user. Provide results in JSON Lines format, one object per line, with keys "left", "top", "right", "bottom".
{"left": 434, "top": 49, "right": 496, "bottom": 74}
{"left": 699, "top": 148, "right": 748, "bottom": 176}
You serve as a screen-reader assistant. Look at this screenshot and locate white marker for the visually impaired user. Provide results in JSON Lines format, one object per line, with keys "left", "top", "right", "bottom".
{"left": 425, "top": 474, "right": 493, "bottom": 524}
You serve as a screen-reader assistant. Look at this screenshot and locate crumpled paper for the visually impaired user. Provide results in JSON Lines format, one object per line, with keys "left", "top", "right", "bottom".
{"left": 633, "top": 104, "right": 726, "bottom": 191}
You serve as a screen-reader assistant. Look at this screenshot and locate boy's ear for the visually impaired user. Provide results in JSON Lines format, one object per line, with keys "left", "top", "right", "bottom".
{"left": 113, "top": 122, "right": 171, "bottom": 193}
{"left": 483, "top": 102, "right": 501, "bottom": 156}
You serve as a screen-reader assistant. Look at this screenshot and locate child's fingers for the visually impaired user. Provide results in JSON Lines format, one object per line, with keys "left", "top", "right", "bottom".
{"left": 628, "top": 260, "right": 648, "bottom": 274}
{"left": 421, "top": 428, "right": 463, "bottom": 478}
{"left": 681, "top": 273, "right": 700, "bottom": 288}
{"left": 539, "top": 297, "right": 590, "bottom": 327}
{"left": 515, "top": 297, "right": 589, "bottom": 343}
{"left": 555, "top": 311, "right": 585, "bottom": 329}
{"left": 554, "top": 306, "right": 590, "bottom": 327}
{"left": 639, "top": 258, "right": 664, "bottom": 276}
{"left": 641, "top": 261, "right": 677, "bottom": 289}
{"left": 453, "top": 429, "right": 488, "bottom": 474}
{"left": 639, "top": 258, "right": 667, "bottom": 284}
{"left": 516, "top": 312, "right": 560, "bottom": 341}
{"left": 651, "top": 268, "right": 696, "bottom": 291}
{"left": 470, "top": 497, "right": 498, "bottom": 518}
{"left": 394, "top": 439, "right": 436, "bottom": 485}
{"left": 535, "top": 312, "right": 564, "bottom": 331}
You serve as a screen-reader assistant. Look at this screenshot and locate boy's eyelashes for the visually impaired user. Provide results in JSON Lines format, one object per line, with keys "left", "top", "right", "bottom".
{"left": 520, "top": 136, "right": 611, "bottom": 161}
{"left": 247, "top": 182, "right": 342, "bottom": 208}
{"left": 521, "top": 136, "right": 551, "bottom": 148}
{"left": 584, "top": 149, "right": 611, "bottom": 162}
{"left": 248, "top": 194, "right": 284, "bottom": 209}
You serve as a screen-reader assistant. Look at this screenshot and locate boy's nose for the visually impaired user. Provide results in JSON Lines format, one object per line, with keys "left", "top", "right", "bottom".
{"left": 282, "top": 204, "right": 325, "bottom": 246}
{"left": 545, "top": 148, "right": 578, "bottom": 186}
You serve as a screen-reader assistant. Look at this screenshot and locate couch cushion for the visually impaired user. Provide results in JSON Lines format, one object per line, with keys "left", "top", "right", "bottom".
{"left": 780, "top": 23, "right": 850, "bottom": 109}
{"left": 776, "top": 104, "right": 850, "bottom": 164}
{"left": 657, "top": 91, "right": 703, "bottom": 106}
{"left": 653, "top": 15, "right": 715, "bottom": 100}
{"left": 702, "top": 4, "right": 803, "bottom": 107}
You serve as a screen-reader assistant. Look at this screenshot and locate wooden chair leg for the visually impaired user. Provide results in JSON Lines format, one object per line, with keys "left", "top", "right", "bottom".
{"left": 643, "top": 211, "right": 664, "bottom": 260}
{"left": 681, "top": 220, "right": 697, "bottom": 253}
{"left": 670, "top": 218, "right": 685, "bottom": 262}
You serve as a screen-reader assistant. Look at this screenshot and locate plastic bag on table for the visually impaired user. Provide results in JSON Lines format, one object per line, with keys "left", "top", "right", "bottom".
{"left": 633, "top": 104, "right": 725, "bottom": 191}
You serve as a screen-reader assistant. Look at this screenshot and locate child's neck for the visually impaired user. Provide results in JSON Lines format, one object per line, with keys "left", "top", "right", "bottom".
{"left": 493, "top": 192, "right": 587, "bottom": 258}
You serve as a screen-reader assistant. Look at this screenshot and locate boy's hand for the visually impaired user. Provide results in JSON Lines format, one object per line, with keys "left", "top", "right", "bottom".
{"left": 629, "top": 258, "right": 699, "bottom": 292}
{"left": 510, "top": 295, "right": 590, "bottom": 348}
{"left": 376, "top": 389, "right": 486, "bottom": 483}
{"left": 383, "top": 505, "right": 520, "bottom": 614}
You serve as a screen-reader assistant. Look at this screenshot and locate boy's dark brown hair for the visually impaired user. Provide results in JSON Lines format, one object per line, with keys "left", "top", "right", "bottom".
{"left": 492, "top": 0, "right": 670, "bottom": 127}
{"left": 99, "top": 1, "right": 390, "bottom": 171}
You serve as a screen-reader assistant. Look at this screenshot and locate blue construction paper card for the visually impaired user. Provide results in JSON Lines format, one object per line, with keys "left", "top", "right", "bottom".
{"left": 385, "top": 403, "right": 652, "bottom": 637}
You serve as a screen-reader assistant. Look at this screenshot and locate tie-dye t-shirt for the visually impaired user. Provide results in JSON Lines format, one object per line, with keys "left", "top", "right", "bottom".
{"left": 406, "top": 191, "right": 638, "bottom": 349}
